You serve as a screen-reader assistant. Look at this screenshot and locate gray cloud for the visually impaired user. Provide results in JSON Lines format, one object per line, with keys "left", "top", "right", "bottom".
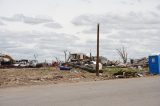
{"left": 44, "top": 22, "right": 62, "bottom": 29}
{"left": 81, "top": 0, "right": 91, "bottom": 3}
{"left": 72, "top": 11, "right": 160, "bottom": 33}
{"left": 157, "top": 4, "right": 160, "bottom": 10}
{"left": 0, "top": 20, "right": 4, "bottom": 25}
{"left": 71, "top": 11, "right": 160, "bottom": 59}
{"left": 120, "top": 0, "right": 141, "bottom": 5}
{"left": 78, "top": 29, "right": 160, "bottom": 59}
{"left": 0, "top": 14, "right": 57, "bottom": 25}
{"left": 0, "top": 30, "right": 79, "bottom": 61}
{"left": 72, "top": 12, "right": 160, "bottom": 25}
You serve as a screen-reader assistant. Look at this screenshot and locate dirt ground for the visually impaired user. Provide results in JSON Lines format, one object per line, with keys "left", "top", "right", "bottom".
{"left": 0, "top": 67, "right": 150, "bottom": 88}
{"left": 0, "top": 67, "right": 108, "bottom": 88}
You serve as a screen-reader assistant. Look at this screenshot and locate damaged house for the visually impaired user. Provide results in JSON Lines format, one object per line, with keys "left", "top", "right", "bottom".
{"left": 130, "top": 57, "right": 148, "bottom": 68}
{"left": 69, "top": 53, "right": 90, "bottom": 62}
{"left": 0, "top": 54, "right": 14, "bottom": 67}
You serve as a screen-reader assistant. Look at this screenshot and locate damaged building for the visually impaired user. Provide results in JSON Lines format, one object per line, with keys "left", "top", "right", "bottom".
{"left": 0, "top": 54, "right": 14, "bottom": 67}
{"left": 130, "top": 57, "right": 148, "bottom": 68}
{"left": 69, "top": 53, "right": 90, "bottom": 62}
{"left": 0, "top": 54, "right": 38, "bottom": 68}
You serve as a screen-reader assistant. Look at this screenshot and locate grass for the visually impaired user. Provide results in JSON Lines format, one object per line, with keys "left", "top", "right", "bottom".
{"left": 103, "top": 67, "right": 149, "bottom": 76}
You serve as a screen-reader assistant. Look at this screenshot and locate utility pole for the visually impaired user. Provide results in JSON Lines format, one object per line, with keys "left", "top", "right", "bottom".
{"left": 96, "top": 23, "right": 100, "bottom": 76}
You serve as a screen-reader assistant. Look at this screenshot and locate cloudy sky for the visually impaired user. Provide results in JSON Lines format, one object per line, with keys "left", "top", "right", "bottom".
{"left": 0, "top": 0, "right": 160, "bottom": 62}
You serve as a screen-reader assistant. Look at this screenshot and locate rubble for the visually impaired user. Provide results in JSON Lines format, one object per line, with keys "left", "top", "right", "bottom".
{"left": 0, "top": 54, "right": 41, "bottom": 68}
{"left": 0, "top": 51, "right": 152, "bottom": 88}
{"left": 113, "top": 69, "right": 148, "bottom": 78}
{"left": 0, "top": 54, "right": 14, "bottom": 67}
{"left": 69, "top": 53, "right": 90, "bottom": 62}
{"left": 130, "top": 57, "right": 148, "bottom": 68}
{"left": 137, "top": 73, "right": 143, "bottom": 77}
{"left": 81, "top": 61, "right": 103, "bottom": 73}
{"left": 13, "top": 59, "right": 38, "bottom": 68}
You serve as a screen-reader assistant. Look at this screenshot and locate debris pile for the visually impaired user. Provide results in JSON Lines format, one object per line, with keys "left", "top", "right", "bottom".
{"left": 0, "top": 52, "right": 151, "bottom": 88}
{"left": 130, "top": 57, "right": 148, "bottom": 68}
{"left": 0, "top": 54, "right": 14, "bottom": 68}
{"left": 0, "top": 54, "right": 41, "bottom": 68}
{"left": 13, "top": 59, "right": 38, "bottom": 68}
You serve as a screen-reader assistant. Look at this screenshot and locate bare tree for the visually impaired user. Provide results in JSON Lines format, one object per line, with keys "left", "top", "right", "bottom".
{"left": 116, "top": 46, "right": 128, "bottom": 64}
{"left": 66, "top": 52, "right": 71, "bottom": 62}
{"left": 33, "top": 54, "right": 38, "bottom": 60}
{"left": 64, "top": 50, "right": 67, "bottom": 62}
{"left": 64, "top": 50, "right": 71, "bottom": 62}
{"left": 54, "top": 56, "right": 60, "bottom": 63}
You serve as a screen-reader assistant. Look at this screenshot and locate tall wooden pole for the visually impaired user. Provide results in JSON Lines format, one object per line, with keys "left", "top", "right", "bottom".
{"left": 96, "top": 23, "right": 100, "bottom": 76}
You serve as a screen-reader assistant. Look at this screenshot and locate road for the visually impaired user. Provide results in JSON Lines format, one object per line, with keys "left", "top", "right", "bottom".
{"left": 0, "top": 76, "right": 160, "bottom": 106}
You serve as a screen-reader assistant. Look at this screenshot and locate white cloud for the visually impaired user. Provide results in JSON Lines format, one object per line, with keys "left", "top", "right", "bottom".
{"left": 157, "top": 4, "right": 160, "bottom": 10}
{"left": 0, "top": 14, "right": 54, "bottom": 25}
{"left": 0, "top": 20, "right": 4, "bottom": 25}
{"left": 44, "top": 22, "right": 62, "bottom": 29}
{"left": 72, "top": 11, "right": 160, "bottom": 26}
{"left": 0, "top": 30, "right": 79, "bottom": 62}
{"left": 72, "top": 11, "right": 160, "bottom": 59}
{"left": 0, "top": 0, "right": 160, "bottom": 61}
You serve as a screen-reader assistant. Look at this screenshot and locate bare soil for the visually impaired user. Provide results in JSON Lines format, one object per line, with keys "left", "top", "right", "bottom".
{"left": 0, "top": 67, "right": 107, "bottom": 88}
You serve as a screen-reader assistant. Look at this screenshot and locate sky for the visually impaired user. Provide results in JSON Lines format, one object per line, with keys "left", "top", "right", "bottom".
{"left": 0, "top": 0, "right": 160, "bottom": 62}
